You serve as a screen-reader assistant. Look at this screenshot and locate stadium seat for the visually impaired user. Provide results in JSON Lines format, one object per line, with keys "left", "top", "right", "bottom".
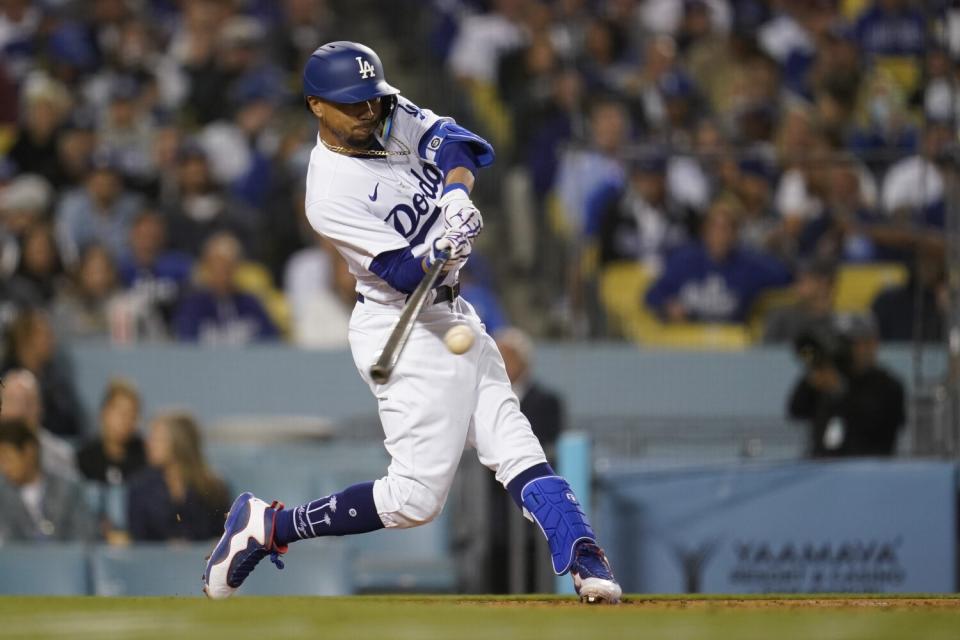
{"left": 834, "top": 263, "right": 908, "bottom": 312}
{"left": 599, "top": 262, "right": 752, "bottom": 349}
{"left": 0, "top": 544, "right": 90, "bottom": 595}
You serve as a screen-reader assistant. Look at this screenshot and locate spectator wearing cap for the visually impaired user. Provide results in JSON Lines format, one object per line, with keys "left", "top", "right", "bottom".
{"left": 55, "top": 112, "right": 99, "bottom": 190}
{"left": 596, "top": 149, "right": 691, "bottom": 268}
{"left": 118, "top": 210, "right": 193, "bottom": 331}
{"left": 0, "top": 369, "right": 77, "bottom": 478}
{"left": 731, "top": 156, "right": 781, "bottom": 256}
{"left": 880, "top": 122, "right": 950, "bottom": 230}
{"left": 8, "top": 73, "right": 72, "bottom": 186}
{"left": 197, "top": 73, "right": 282, "bottom": 210}
{"left": 0, "top": 419, "right": 98, "bottom": 542}
{"left": 646, "top": 200, "right": 792, "bottom": 324}
{"left": 161, "top": 143, "right": 259, "bottom": 258}
{"left": 643, "top": 69, "right": 700, "bottom": 143}
{"left": 98, "top": 77, "right": 157, "bottom": 183}
{"left": 763, "top": 258, "right": 838, "bottom": 344}
{"left": 173, "top": 231, "right": 278, "bottom": 345}
{"left": 54, "top": 152, "right": 143, "bottom": 265}
{"left": 788, "top": 313, "right": 906, "bottom": 457}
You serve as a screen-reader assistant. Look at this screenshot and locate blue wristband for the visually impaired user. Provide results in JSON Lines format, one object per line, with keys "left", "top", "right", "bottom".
{"left": 442, "top": 182, "right": 470, "bottom": 196}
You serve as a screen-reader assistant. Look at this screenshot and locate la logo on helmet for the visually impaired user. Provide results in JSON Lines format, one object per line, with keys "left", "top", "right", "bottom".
{"left": 356, "top": 57, "right": 376, "bottom": 79}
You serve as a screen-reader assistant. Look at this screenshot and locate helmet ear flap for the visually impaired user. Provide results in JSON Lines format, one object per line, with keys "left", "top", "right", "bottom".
{"left": 377, "top": 94, "right": 398, "bottom": 142}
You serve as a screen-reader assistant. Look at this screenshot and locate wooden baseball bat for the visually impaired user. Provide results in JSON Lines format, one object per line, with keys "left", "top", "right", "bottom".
{"left": 369, "top": 254, "right": 448, "bottom": 384}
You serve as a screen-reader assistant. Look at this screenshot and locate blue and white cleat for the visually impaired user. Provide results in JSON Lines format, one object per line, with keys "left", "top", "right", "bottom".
{"left": 202, "top": 492, "right": 287, "bottom": 599}
{"left": 570, "top": 541, "right": 622, "bottom": 604}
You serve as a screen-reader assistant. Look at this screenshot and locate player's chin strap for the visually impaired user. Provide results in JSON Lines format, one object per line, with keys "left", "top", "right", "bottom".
{"left": 521, "top": 475, "right": 596, "bottom": 575}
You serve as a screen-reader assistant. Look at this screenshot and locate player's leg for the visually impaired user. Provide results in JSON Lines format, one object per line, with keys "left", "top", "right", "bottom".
{"left": 465, "top": 313, "right": 621, "bottom": 603}
{"left": 204, "top": 305, "right": 475, "bottom": 598}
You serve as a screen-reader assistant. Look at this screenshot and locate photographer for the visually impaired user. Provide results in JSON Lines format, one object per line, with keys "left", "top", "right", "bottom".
{"left": 788, "top": 314, "right": 905, "bottom": 457}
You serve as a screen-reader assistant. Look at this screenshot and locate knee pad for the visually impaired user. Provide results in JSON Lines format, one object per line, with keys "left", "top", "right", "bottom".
{"left": 375, "top": 476, "right": 444, "bottom": 528}
{"left": 521, "top": 476, "right": 596, "bottom": 575}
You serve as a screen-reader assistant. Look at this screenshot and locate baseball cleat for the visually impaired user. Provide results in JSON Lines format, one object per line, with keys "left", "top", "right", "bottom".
{"left": 202, "top": 492, "right": 287, "bottom": 599}
{"left": 570, "top": 541, "right": 622, "bottom": 604}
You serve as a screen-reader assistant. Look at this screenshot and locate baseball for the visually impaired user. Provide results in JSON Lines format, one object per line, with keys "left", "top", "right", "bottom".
{"left": 444, "top": 324, "right": 475, "bottom": 355}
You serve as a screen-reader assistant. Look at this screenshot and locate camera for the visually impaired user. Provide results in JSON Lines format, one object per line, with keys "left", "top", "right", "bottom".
{"left": 793, "top": 326, "right": 853, "bottom": 377}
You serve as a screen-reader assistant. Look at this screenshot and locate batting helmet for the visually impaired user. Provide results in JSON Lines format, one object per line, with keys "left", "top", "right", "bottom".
{"left": 302, "top": 41, "right": 399, "bottom": 104}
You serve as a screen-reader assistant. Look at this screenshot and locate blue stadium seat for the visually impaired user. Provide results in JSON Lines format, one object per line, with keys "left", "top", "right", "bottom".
{"left": 0, "top": 544, "right": 90, "bottom": 595}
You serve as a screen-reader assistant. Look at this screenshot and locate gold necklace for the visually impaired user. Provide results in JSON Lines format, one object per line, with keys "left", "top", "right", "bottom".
{"left": 320, "top": 136, "right": 411, "bottom": 158}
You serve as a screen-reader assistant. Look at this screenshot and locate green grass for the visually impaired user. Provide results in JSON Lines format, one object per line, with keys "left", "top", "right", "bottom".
{"left": 0, "top": 595, "right": 958, "bottom": 640}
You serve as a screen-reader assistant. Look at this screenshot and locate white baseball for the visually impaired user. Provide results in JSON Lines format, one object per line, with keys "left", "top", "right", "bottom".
{"left": 444, "top": 324, "right": 475, "bottom": 355}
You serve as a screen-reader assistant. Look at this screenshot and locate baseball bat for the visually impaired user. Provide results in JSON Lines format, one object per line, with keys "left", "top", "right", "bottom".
{"left": 369, "top": 254, "right": 449, "bottom": 384}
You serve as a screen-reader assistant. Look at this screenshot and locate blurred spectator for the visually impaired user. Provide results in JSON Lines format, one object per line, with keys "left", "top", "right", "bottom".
{"left": 127, "top": 412, "right": 230, "bottom": 541}
{"left": 7, "top": 73, "right": 72, "bottom": 186}
{"left": 555, "top": 99, "right": 630, "bottom": 235}
{"left": 920, "top": 47, "right": 958, "bottom": 123}
{"left": 118, "top": 210, "right": 193, "bottom": 332}
{"left": 763, "top": 258, "right": 838, "bottom": 344}
{"left": 788, "top": 314, "right": 905, "bottom": 457}
{"left": 730, "top": 157, "right": 780, "bottom": 257}
{"left": 51, "top": 243, "right": 121, "bottom": 340}
{"left": 447, "top": 0, "right": 527, "bottom": 87}
{"left": 872, "top": 252, "right": 947, "bottom": 343}
{"left": 161, "top": 143, "right": 258, "bottom": 257}
{"left": 855, "top": 0, "right": 926, "bottom": 61}
{"left": 0, "top": 419, "right": 97, "bottom": 542}
{"left": 596, "top": 150, "right": 690, "bottom": 267}
{"left": 54, "top": 153, "right": 143, "bottom": 265}
{"left": 1, "top": 309, "right": 85, "bottom": 437}
{"left": 173, "top": 232, "right": 278, "bottom": 344}
{"left": 881, "top": 122, "right": 950, "bottom": 228}
{"left": 0, "top": 369, "right": 76, "bottom": 477}
{"left": 284, "top": 238, "right": 353, "bottom": 349}
{"left": 0, "top": 174, "right": 53, "bottom": 274}
{"left": 55, "top": 114, "right": 99, "bottom": 191}
{"left": 97, "top": 78, "right": 157, "bottom": 183}
{"left": 8, "top": 221, "right": 65, "bottom": 306}
{"left": 847, "top": 68, "right": 918, "bottom": 175}
{"left": 459, "top": 256, "right": 508, "bottom": 336}
{"left": 77, "top": 379, "right": 147, "bottom": 485}
{"left": 646, "top": 201, "right": 792, "bottom": 323}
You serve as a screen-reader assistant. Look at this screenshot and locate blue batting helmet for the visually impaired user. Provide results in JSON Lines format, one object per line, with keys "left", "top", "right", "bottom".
{"left": 302, "top": 41, "right": 399, "bottom": 104}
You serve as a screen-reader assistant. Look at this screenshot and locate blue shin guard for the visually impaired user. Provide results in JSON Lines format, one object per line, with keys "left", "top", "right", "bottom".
{"left": 520, "top": 475, "right": 596, "bottom": 575}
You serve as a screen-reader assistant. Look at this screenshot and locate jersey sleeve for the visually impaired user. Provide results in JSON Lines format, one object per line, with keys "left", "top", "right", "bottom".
{"left": 388, "top": 95, "right": 451, "bottom": 163}
{"left": 305, "top": 195, "right": 409, "bottom": 270}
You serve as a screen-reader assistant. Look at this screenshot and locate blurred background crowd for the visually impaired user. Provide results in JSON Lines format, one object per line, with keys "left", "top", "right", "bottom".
{"left": 0, "top": 0, "right": 956, "bottom": 593}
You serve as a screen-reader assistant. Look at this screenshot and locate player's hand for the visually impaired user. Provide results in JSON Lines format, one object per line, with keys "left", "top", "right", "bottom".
{"left": 438, "top": 189, "right": 483, "bottom": 240}
{"left": 428, "top": 229, "right": 471, "bottom": 272}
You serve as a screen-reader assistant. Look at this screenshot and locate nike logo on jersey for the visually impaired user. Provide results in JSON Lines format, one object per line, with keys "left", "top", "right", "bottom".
{"left": 368, "top": 183, "right": 379, "bottom": 201}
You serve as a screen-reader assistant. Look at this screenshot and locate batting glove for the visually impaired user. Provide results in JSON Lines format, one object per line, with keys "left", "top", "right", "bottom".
{"left": 427, "top": 229, "right": 471, "bottom": 272}
{"left": 438, "top": 188, "right": 483, "bottom": 240}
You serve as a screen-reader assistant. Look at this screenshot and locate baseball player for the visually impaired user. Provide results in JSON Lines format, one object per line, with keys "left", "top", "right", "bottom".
{"left": 203, "top": 42, "right": 621, "bottom": 603}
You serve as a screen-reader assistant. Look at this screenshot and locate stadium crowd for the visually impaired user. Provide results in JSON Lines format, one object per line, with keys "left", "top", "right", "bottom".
{"left": 0, "top": 0, "right": 953, "bottom": 352}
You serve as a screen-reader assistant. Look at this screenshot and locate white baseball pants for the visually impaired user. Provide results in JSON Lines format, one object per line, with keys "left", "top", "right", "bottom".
{"left": 348, "top": 296, "right": 548, "bottom": 528}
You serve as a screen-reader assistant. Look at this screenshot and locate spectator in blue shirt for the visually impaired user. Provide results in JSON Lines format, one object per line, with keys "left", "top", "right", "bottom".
{"left": 855, "top": 0, "right": 926, "bottom": 59}
{"left": 54, "top": 153, "right": 142, "bottom": 265}
{"left": 646, "top": 201, "right": 792, "bottom": 323}
{"left": 118, "top": 210, "right": 193, "bottom": 329}
{"left": 173, "top": 231, "right": 277, "bottom": 344}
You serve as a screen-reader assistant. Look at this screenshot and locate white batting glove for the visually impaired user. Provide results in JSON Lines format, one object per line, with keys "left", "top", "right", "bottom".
{"left": 427, "top": 229, "right": 471, "bottom": 272}
{"left": 438, "top": 188, "right": 483, "bottom": 240}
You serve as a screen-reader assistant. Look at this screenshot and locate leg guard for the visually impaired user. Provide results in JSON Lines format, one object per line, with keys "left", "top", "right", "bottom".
{"left": 521, "top": 475, "right": 596, "bottom": 575}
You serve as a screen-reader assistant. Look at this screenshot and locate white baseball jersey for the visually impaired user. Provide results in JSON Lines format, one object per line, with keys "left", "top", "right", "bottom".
{"left": 302, "top": 96, "right": 548, "bottom": 529}
{"left": 304, "top": 96, "right": 458, "bottom": 304}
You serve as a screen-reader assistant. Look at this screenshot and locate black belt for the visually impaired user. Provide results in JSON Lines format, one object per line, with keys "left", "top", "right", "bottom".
{"left": 357, "top": 283, "right": 460, "bottom": 305}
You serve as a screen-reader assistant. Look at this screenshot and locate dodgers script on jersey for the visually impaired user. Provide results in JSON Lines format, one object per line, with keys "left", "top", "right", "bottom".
{"left": 304, "top": 96, "right": 457, "bottom": 304}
